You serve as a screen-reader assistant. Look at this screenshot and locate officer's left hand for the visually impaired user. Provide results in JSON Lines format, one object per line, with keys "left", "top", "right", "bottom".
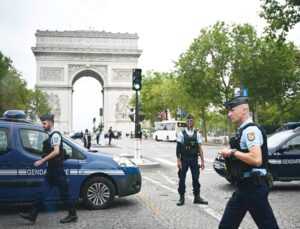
{"left": 199, "top": 161, "right": 205, "bottom": 170}
{"left": 220, "top": 148, "right": 231, "bottom": 158}
{"left": 34, "top": 159, "right": 44, "bottom": 167}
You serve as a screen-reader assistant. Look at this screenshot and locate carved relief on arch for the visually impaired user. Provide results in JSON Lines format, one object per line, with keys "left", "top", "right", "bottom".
{"left": 91, "top": 65, "right": 107, "bottom": 78}
{"left": 68, "top": 64, "right": 107, "bottom": 79}
{"left": 112, "top": 69, "right": 131, "bottom": 81}
{"left": 40, "top": 67, "right": 64, "bottom": 81}
{"left": 115, "top": 94, "right": 130, "bottom": 120}
{"left": 47, "top": 92, "right": 61, "bottom": 120}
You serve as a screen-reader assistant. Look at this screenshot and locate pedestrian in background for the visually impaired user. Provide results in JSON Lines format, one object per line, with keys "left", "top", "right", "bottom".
{"left": 219, "top": 96, "right": 279, "bottom": 228}
{"left": 108, "top": 126, "right": 114, "bottom": 145}
{"left": 83, "top": 129, "right": 91, "bottom": 149}
{"left": 19, "top": 113, "right": 78, "bottom": 224}
{"left": 96, "top": 130, "right": 100, "bottom": 145}
{"left": 176, "top": 114, "right": 208, "bottom": 206}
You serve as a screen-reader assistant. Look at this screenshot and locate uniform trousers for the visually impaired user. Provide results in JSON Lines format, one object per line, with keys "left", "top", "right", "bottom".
{"left": 35, "top": 166, "right": 75, "bottom": 211}
{"left": 219, "top": 180, "right": 279, "bottom": 229}
{"left": 178, "top": 155, "right": 200, "bottom": 196}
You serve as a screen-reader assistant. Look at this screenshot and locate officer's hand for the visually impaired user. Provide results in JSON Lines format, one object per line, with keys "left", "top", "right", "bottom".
{"left": 177, "top": 160, "right": 182, "bottom": 170}
{"left": 199, "top": 161, "right": 205, "bottom": 170}
{"left": 34, "top": 159, "right": 44, "bottom": 167}
{"left": 220, "top": 148, "right": 231, "bottom": 158}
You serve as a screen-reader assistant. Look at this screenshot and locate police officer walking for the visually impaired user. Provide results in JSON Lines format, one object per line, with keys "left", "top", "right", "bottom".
{"left": 176, "top": 114, "right": 208, "bottom": 206}
{"left": 219, "top": 96, "right": 279, "bottom": 228}
{"left": 19, "top": 113, "right": 78, "bottom": 224}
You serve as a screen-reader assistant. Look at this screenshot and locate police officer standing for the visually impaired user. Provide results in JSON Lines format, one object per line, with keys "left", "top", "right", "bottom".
{"left": 219, "top": 96, "right": 279, "bottom": 228}
{"left": 19, "top": 113, "right": 78, "bottom": 224}
{"left": 176, "top": 114, "right": 208, "bottom": 206}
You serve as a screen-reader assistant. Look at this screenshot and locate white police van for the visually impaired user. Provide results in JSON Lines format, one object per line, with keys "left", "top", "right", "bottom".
{"left": 0, "top": 110, "right": 141, "bottom": 209}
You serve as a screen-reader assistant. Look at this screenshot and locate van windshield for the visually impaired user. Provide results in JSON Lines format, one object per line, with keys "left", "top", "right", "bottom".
{"left": 268, "top": 131, "right": 294, "bottom": 148}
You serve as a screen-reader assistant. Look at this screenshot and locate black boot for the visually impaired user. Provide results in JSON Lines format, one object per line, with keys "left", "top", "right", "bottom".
{"left": 60, "top": 208, "right": 78, "bottom": 224}
{"left": 177, "top": 195, "right": 185, "bottom": 206}
{"left": 19, "top": 207, "right": 38, "bottom": 223}
{"left": 194, "top": 195, "right": 208, "bottom": 205}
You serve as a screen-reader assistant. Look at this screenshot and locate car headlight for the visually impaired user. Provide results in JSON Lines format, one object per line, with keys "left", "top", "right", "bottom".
{"left": 113, "top": 156, "right": 136, "bottom": 167}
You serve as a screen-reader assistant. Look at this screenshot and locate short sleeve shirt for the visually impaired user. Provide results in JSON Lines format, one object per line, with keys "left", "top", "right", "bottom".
{"left": 48, "top": 130, "right": 61, "bottom": 147}
{"left": 177, "top": 128, "right": 202, "bottom": 144}
{"left": 238, "top": 118, "right": 263, "bottom": 150}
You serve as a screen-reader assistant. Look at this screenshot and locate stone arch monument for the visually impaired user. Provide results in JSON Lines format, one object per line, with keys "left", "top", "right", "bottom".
{"left": 32, "top": 30, "right": 142, "bottom": 133}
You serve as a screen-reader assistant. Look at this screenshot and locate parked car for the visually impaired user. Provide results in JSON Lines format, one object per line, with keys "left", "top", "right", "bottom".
{"left": 0, "top": 110, "right": 141, "bottom": 209}
{"left": 213, "top": 127, "right": 300, "bottom": 188}
{"left": 69, "top": 131, "right": 83, "bottom": 140}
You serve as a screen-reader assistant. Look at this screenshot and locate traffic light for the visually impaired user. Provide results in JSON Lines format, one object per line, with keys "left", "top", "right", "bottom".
{"left": 132, "top": 68, "right": 142, "bottom": 90}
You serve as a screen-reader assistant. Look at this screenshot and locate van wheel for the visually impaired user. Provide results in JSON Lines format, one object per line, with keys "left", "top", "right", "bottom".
{"left": 82, "top": 177, "right": 115, "bottom": 210}
{"left": 267, "top": 171, "right": 274, "bottom": 189}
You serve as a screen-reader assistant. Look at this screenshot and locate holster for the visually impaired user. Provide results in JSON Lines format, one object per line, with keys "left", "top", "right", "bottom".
{"left": 250, "top": 172, "right": 265, "bottom": 186}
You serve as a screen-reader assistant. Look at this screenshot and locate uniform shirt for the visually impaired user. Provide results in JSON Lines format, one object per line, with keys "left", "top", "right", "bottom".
{"left": 177, "top": 128, "right": 202, "bottom": 144}
{"left": 48, "top": 130, "right": 62, "bottom": 148}
{"left": 238, "top": 118, "right": 263, "bottom": 150}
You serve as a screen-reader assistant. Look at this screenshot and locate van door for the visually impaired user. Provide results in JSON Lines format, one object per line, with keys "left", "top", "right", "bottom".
{"left": 17, "top": 128, "right": 48, "bottom": 201}
{"left": 0, "top": 127, "right": 18, "bottom": 202}
{"left": 46, "top": 140, "right": 80, "bottom": 200}
{"left": 277, "top": 135, "right": 300, "bottom": 179}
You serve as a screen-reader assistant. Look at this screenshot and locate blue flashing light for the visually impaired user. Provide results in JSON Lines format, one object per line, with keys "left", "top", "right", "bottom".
{"left": 3, "top": 110, "right": 27, "bottom": 119}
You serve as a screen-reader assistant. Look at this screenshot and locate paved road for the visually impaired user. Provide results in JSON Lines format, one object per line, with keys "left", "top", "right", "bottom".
{"left": 0, "top": 137, "right": 299, "bottom": 229}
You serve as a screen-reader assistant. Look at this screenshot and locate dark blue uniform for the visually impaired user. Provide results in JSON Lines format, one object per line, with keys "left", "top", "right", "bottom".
{"left": 177, "top": 129, "right": 202, "bottom": 196}
{"left": 36, "top": 131, "right": 75, "bottom": 211}
{"left": 219, "top": 119, "right": 279, "bottom": 229}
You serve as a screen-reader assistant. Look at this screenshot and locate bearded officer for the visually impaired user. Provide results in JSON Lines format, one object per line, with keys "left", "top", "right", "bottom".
{"left": 20, "top": 113, "right": 78, "bottom": 224}
{"left": 176, "top": 114, "right": 208, "bottom": 206}
{"left": 219, "top": 96, "right": 279, "bottom": 229}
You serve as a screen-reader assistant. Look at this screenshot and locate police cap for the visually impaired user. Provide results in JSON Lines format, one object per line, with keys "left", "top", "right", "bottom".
{"left": 39, "top": 113, "right": 54, "bottom": 122}
{"left": 187, "top": 114, "right": 194, "bottom": 120}
{"left": 225, "top": 96, "right": 248, "bottom": 110}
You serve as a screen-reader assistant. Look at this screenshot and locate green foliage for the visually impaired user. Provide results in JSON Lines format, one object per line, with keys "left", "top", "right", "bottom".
{"left": 0, "top": 51, "right": 51, "bottom": 119}
{"left": 26, "top": 86, "right": 52, "bottom": 121}
{"left": 260, "top": 0, "right": 300, "bottom": 43}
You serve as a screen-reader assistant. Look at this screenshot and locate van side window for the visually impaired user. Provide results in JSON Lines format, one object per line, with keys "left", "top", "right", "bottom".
{"left": 0, "top": 129, "right": 9, "bottom": 156}
{"left": 20, "top": 129, "right": 48, "bottom": 156}
{"left": 286, "top": 135, "right": 300, "bottom": 152}
{"left": 63, "top": 142, "right": 85, "bottom": 160}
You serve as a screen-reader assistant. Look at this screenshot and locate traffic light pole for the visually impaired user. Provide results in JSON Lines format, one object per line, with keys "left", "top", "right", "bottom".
{"left": 134, "top": 90, "right": 141, "bottom": 160}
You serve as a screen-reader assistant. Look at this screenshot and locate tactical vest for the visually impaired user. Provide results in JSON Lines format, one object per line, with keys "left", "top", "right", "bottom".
{"left": 181, "top": 130, "right": 199, "bottom": 157}
{"left": 42, "top": 131, "right": 64, "bottom": 168}
{"left": 225, "top": 123, "right": 268, "bottom": 182}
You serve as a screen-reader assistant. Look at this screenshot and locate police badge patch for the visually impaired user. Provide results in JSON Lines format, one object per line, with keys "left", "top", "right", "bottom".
{"left": 53, "top": 137, "right": 59, "bottom": 143}
{"left": 247, "top": 132, "right": 255, "bottom": 141}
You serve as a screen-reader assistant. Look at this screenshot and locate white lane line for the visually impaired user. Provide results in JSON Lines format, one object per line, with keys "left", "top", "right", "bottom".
{"left": 143, "top": 176, "right": 223, "bottom": 222}
{"left": 160, "top": 173, "right": 177, "bottom": 185}
{"left": 154, "top": 157, "right": 214, "bottom": 166}
{"left": 154, "top": 158, "right": 177, "bottom": 166}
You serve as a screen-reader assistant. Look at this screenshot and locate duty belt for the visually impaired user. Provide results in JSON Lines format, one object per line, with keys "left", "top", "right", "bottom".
{"left": 242, "top": 168, "right": 267, "bottom": 179}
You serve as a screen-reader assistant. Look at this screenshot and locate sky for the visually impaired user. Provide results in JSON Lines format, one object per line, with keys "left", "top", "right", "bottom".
{"left": 0, "top": 0, "right": 299, "bottom": 132}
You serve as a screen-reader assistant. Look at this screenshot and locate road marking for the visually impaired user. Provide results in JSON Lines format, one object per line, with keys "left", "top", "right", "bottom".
{"left": 154, "top": 158, "right": 177, "bottom": 166}
{"left": 160, "top": 173, "right": 177, "bottom": 185}
{"left": 154, "top": 157, "right": 214, "bottom": 166}
{"left": 143, "top": 176, "right": 223, "bottom": 222}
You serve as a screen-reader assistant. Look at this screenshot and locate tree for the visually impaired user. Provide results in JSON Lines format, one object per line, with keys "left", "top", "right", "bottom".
{"left": 260, "top": 0, "right": 300, "bottom": 42}
{"left": 26, "top": 86, "right": 52, "bottom": 121}
{"left": 0, "top": 51, "right": 51, "bottom": 119}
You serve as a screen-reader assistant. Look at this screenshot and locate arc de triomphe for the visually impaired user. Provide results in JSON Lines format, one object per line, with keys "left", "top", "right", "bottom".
{"left": 32, "top": 30, "right": 142, "bottom": 133}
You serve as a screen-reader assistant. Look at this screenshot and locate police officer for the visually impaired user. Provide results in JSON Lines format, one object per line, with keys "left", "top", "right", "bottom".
{"left": 176, "top": 114, "right": 208, "bottom": 206}
{"left": 219, "top": 96, "right": 279, "bottom": 228}
{"left": 19, "top": 113, "right": 78, "bottom": 224}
